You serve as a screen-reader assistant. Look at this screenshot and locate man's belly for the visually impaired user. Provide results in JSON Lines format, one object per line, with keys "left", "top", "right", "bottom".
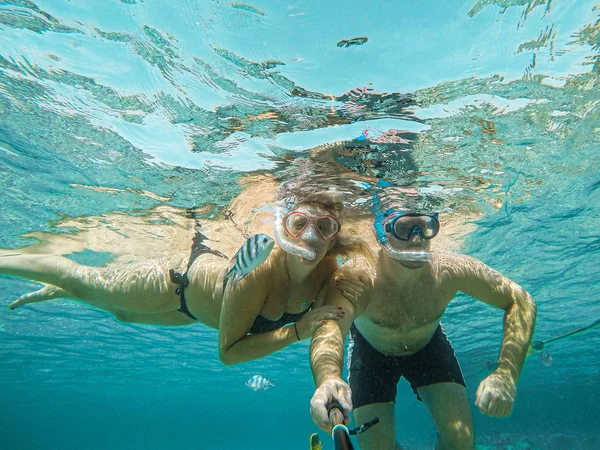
{"left": 354, "top": 316, "right": 441, "bottom": 356}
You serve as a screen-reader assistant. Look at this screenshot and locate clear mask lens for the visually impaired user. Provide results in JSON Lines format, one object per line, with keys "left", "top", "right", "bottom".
{"left": 284, "top": 212, "right": 340, "bottom": 241}
{"left": 391, "top": 215, "right": 439, "bottom": 241}
{"left": 285, "top": 214, "right": 310, "bottom": 237}
{"left": 315, "top": 217, "right": 339, "bottom": 240}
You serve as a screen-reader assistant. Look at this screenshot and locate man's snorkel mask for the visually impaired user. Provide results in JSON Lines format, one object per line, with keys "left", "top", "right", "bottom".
{"left": 375, "top": 210, "right": 439, "bottom": 262}
{"left": 370, "top": 187, "right": 439, "bottom": 262}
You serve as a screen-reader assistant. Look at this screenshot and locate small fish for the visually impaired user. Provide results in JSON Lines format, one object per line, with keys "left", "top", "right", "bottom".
{"left": 336, "top": 36, "right": 369, "bottom": 48}
{"left": 223, "top": 234, "right": 274, "bottom": 290}
{"left": 309, "top": 433, "right": 323, "bottom": 450}
{"left": 245, "top": 374, "right": 275, "bottom": 391}
{"left": 539, "top": 350, "right": 553, "bottom": 367}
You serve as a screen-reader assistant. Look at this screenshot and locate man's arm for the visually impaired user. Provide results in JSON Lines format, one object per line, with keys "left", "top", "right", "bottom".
{"left": 310, "top": 288, "right": 356, "bottom": 386}
{"left": 448, "top": 253, "right": 537, "bottom": 416}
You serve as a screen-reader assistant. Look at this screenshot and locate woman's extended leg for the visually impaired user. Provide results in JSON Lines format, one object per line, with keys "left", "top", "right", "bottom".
{"left": 8, "top": 284, "right": 201, "bottom": 327}
{"left": 0, "top": 254, "right": 81, "bottom": 288}
{"left": 1, "top": 254, "right": 185, "bottom": 313}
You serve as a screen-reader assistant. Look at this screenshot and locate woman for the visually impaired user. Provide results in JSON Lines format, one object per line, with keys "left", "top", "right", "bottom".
{"left": 218, "top": 191, "right": 366, "bottom": 365}
{"left": 2, "top": 192, "right": 369, "bottom": 365}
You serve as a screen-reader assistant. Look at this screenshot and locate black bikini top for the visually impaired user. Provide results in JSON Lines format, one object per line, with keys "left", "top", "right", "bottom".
{"left": 249, "top": 307, "right": 311, "bottom": 335}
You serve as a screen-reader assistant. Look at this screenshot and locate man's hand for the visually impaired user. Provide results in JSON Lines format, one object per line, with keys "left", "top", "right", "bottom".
{"left": 310, "top": 378, "right": 352, "bottom": 431}
{"left": 475, "top": 370, "right": 517, "bottom": 417}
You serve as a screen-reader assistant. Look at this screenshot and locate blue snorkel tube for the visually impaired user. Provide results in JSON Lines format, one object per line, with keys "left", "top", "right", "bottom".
{"left": 368, "top": 182, "right": 433, "bottom": 263}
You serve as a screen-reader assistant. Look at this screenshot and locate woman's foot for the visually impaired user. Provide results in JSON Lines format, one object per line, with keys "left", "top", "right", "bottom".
{"left": 8, "top": 285, "right": 68, "bottom": 310}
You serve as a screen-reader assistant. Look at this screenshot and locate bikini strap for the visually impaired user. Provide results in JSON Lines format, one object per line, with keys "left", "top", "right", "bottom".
{"left": 169, "top": 269, "right": 189, "bottom": 295}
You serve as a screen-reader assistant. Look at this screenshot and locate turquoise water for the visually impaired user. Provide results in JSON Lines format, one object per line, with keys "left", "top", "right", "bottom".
{"left": 1, "top": 0, "right": 599, "bottom": 448}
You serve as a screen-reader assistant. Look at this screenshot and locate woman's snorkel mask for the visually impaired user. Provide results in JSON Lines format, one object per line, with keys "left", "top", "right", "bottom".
{"left": 273, "top": 207, "right": 340, "bottom": 261}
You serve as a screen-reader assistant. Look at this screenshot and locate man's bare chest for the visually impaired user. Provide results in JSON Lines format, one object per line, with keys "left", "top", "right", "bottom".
{"left": 365, "top": 281, "right": 451, "bottom": 329}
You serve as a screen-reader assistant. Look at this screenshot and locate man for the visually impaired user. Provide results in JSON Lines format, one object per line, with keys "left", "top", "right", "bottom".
{"left": 309, "top": 208, "right": 537, "bottom": 450}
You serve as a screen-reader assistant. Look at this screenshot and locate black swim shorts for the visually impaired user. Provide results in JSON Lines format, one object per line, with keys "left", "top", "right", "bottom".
{"left": 347, "top": 324, "right": 466, "bottom": 409}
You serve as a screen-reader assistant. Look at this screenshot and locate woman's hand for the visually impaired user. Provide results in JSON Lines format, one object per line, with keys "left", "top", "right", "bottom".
{"left": 334, "top": 275, "right": 369, "bottom": 305}
{"left": 295, "top": 306, "right": 345, "bottom": 340}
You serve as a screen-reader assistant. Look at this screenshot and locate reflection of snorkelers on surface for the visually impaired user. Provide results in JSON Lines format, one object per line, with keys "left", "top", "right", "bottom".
{"left": 307, "top": 130, "right": 419, "bottom": 188}
{"left": 335, "top": 133, "right": 418, "bottom": 182}
{"left": 206, "top": 83, "right": 420, "bottom": 148}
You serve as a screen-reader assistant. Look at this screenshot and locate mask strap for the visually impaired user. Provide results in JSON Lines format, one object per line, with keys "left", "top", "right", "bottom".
{"left": 362, "top": 181, "right": 434, "bottom": 262}
{"left": 371, "top": 188, "right": 389, "bottom": 244}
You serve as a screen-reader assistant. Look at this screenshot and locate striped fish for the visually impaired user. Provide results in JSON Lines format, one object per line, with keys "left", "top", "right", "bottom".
{"left": 309, "top": 434, "right": 323, "bottom": 450}
{"left": 223, "top": 234, "right": 274, "bottom": 291}
{"left": 245, "top": 374, "right": 275, "bottom": 391}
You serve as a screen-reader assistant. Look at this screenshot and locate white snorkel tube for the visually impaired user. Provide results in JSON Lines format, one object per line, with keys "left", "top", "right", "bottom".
{"left": 380, "top": 243, "right": 432, "bottom": 262}
{"left": 273, "top": 207, "right": 317, "bottom": 261}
